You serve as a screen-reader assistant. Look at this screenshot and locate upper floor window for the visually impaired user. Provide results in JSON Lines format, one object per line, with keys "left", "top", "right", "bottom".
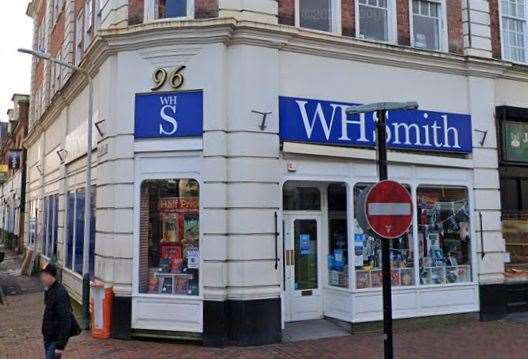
{"left": 145, "top": 0, "right": 195, "bottom": 21}
{"left": 411, "top": 0, "right": 446, "bottom": 51}
{"left": 84, "top": 0, "right": 94, "bottom": 50}
{"left": 296, "top": 0, "right": 340, "bottom": 33}
{"left": 501, "top": 0, "right": 527, "bottom": 63}
{"left": 75, "top": 12, "right": 84, "bottom": 65}
{"left": 357, "top": 0, "right": 395, "bottom": 42}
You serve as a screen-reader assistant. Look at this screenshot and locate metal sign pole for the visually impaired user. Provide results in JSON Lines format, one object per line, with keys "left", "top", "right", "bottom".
{"left": 376, "top": 109, "right": 393, "bottom": 359}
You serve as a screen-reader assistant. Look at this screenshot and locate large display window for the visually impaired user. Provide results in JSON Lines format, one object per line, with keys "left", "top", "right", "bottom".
{"left": 417, "top": 186, "right": 472, "bottom": 285}
{"left": 139, "top": 179, "right": 200, "bottom": 296}
{"left": 327, "top": 183, "right": 349, "bottom": 288}
{"left": 354, "top": 183, "right": 415, "bottom": 289}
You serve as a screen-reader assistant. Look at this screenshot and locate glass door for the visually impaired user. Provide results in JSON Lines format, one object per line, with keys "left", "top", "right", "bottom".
{"left": 284, "top": 214, "right": 323, "bottom": 322}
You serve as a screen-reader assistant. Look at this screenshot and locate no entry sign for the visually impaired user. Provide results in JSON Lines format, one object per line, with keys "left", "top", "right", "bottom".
{"left": 365, "top": 180, "right": 413, "bottom": 239}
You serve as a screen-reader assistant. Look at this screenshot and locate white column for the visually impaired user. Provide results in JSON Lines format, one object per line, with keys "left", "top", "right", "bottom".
{"left": 462, "top": 0, "right": 493, "bottom": 57}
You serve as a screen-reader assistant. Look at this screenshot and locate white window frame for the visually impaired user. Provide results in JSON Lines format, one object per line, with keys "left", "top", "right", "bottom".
{"left": 75, "top": 11, "right": 84, "bottom": 65}
{"left": 355, "top": 0, "right": 398, "bottom": 44}
{"left": 144, "top": 0, "right": 195, "bottom": 22}
{"left": 499, "top": 0, "right": 528, "bottom": 64}
{"left": 409, "top": 0, "right": 448, "bottom": 52}
{"left": 84, "top": 0, "right": 94, "bottom": 50}
{"left": 294, "top": 0, "right": 342, "bottom": 35}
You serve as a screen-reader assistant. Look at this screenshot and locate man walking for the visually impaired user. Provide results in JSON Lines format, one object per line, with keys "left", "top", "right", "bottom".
{"left": 40, "top": 264, "right": 74, "bottom": 358}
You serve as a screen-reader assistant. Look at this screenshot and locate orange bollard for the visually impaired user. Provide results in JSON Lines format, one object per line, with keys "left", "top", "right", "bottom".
{"left": 90, "top": 280, "right": 113, "bottom": 339}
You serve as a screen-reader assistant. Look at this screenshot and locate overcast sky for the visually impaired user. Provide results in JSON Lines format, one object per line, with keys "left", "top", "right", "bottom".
{"left": 0, "top": 2, "right": 33, "bottom": 121}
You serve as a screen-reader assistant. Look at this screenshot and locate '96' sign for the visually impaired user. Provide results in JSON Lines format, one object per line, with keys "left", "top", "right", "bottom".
{"left": 134, "top": 90, "right": 203, "bottom": 139}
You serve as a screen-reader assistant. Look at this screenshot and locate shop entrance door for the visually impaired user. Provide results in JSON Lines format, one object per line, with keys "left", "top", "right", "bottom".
{"left": 283, "top": 214, "right": 323, "bottom": 322}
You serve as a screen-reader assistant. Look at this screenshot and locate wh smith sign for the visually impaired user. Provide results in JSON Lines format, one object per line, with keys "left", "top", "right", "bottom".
{"left": 279, "top": 96, "right": 472, "bottom": 153}
{"left": 135, "top": 91, "right": 203, "bottom": 139}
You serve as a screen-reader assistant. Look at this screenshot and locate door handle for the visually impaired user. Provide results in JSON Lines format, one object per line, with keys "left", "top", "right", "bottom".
{"left": 286, "top": 250, "right": 295, "bottom": 266}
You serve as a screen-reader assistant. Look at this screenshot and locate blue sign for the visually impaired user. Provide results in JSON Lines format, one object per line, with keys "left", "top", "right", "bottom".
{"left": 279, "top": 96, "right": 472, "bottom": 153}
{"left": 300, "top": 234, "right": 311, "bottom": 256}
{"left": 135, "top": 91, "right": 203, "bottom": 139}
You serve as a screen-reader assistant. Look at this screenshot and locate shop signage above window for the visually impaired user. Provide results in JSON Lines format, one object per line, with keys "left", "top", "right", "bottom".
{"left": 279, "top": 96, "right": 472, "bottom": 153}
{"left": 134, "top": 90, "right": 203, "bottom": 139}
{"left": 501, "top": 121, "right": 528, "bottom": 163}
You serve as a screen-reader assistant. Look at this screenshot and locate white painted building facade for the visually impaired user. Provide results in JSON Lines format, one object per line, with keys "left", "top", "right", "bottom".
{"left": 23, "top": 0, "right": 528, "bottom": 345}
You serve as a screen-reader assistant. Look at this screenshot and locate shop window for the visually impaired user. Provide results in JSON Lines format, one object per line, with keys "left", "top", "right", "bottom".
{"left": 42, "top": 194, "right": 59, "bottom": 259}
{"left": 411, "top": 0, "right": 444, "bottom": 51}
{"left": 417, "top": 186, "right": 471, "bottom": 285}
{"left": 65, "top": 187, "right": 96, "bottom": 277}
{"left": 75, "top": 12, "right": 84, "bottom": 65}
{"left": 84, "top": 0, "right": 94, "bottom": 50}
{"left": 354, "top": 183, "right": 415, "bottom": 289}
{"left": 501, "top": 0, "right": 527, "bottom": 63}
{"left": 297, "top": 0, "right": 336, "bottom": 32}
{"left": 139, "top": 179, "right": 200, "bottom": 296}
{"left": 28, "top": 199, "right": 38, "bottom": 247}
{"left": 283, "top": 186, "right": 321, "bottom": 211}
{"left": 327, "top": 183, "right": 349, "bottom": 288}
{"left": 358, "top": 0, "right": 393, "bottom": 42}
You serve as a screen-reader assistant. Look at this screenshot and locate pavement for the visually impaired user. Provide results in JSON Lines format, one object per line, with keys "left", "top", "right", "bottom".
{"left": 2, "top": 253, "right": 528, "bottom": 358}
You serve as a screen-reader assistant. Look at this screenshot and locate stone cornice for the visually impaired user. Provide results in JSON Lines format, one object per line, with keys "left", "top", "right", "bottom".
{"left": 24, "top": 18, "right": 528, "bottom": 147}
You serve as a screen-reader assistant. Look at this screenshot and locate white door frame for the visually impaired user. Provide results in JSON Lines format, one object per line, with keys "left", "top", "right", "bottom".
{"left": 283, "top": 211, "right": 324, "bottom": 322}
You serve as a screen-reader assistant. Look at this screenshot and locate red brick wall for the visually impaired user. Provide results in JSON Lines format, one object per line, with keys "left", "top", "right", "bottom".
{"left": 342, "top": 0, "right": 355, "bottom": 37}
{"left": 195, "top": 0, "right": 218, "bottom": 19}
{"left": 37, "top": 0, "right": 47, "bottom": 24}
{"left": 75, "top": 0, "right": 85, "bottom": 14}
{"left": 50, "top": 12, "right": 65, "bottom": 57}
{"left": 279, "top": 0, "right": 295, "bottom": 26}
{"left": 129, "top": 0, "right": 144, "bottom": 25}
{"left": 446, "top": 0, "right": 464, "bottom": 54}
{"left": 397, "top": 0, "right": 410, "bottom": 46}
{"left": 490, "top": 0, "right": 501, "bottom": 59}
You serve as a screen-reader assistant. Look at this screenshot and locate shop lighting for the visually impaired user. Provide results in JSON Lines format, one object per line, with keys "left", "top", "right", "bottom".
{"left": 346, "top": 102, "right": 419, "bottom": 115}
{"left": 95, "top": 119, "right": 106, "bottom": 137}
{"left": 251, "top": 110, "right": 272, "bottom": 131}
{"left": 56, "top": 149, "right": 68, "bottom": 163}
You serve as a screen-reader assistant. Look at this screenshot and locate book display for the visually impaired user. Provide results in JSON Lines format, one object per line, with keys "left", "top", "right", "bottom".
{"left": 140, "top": 179, "right": 200, "bottom": 296}
{"left": 354, "top": 182, "right": 415, "bottom": 289}
{"left": 417, "top": 186, "right": 471, "bottom": 285}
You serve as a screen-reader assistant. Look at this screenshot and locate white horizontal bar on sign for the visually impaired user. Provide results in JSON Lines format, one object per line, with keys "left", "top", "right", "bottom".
{"left": 368, "top": 203, "right": 411, "bottom": 216}
{"left": 281, "top": 142, "right": 473, "bottom": 169}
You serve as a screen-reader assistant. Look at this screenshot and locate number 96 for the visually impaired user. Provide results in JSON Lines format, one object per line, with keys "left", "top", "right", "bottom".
{"left": 151, "top": 66, "right": 186, "bottom": 91}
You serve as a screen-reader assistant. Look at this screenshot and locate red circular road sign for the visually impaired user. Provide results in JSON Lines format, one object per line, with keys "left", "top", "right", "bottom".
{"left": 365, "top": 180, "right": 413, "bottom": 239}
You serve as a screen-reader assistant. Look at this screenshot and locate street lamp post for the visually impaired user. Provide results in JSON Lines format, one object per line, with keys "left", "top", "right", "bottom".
{"left": 18, "top": 48, "right": 94, "bottom": 330}
{"left": 347, "top": 101, "right": 419, "bottom": 359}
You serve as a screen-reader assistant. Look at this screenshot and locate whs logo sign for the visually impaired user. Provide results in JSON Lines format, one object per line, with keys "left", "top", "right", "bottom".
{"left": 134, "top": 91, "right": 203, "bottom": 139}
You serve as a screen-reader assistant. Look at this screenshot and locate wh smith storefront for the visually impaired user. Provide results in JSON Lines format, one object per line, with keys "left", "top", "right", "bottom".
{"left": 123, "top": 32, "right": 501, "bottom": 345}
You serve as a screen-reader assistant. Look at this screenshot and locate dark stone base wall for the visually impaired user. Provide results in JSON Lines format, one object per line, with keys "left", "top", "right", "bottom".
{"left": 111, "top": 296, "right": 282, "bottom": 346}
{"left": 203, "top": 298, "right": 282, "bottom": 347}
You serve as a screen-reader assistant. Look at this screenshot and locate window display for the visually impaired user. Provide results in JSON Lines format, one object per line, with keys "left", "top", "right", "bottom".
{"left": 354, "top": 183, "right": 415, "bottom": 289}
{"left": 327, "top": 183, "right": 349, "bottom": 288}
{"left": 417, "top": 186, "right": 471, "bottom": 285}
{"left": 139, "top": 179, "right": 200, "bottom": 296}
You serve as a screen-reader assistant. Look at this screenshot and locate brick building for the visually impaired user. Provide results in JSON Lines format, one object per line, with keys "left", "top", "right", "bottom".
{"left": 0, "top": 94, "right": 30, "bottom": 254}
{"left": 22, "top": 0, "right": 528, "bottom": 345}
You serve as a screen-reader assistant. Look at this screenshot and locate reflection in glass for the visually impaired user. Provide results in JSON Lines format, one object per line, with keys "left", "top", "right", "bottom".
{"left": 354, "top": 183, "right": 414, "bottom": 289}
{"left": 294, "top": 219, "right": 318, "bottom": 290}
{"left": 283, "top": 186, "right": 321, "bottom": 211}
{"left": 299, "top": 0, "right": 332, "bottom": 32}
{"left": 139, "top": 179, "right": 200, "bottom": 296}
{"left": 328, "top": 183, "right": 348, "bottom": 288}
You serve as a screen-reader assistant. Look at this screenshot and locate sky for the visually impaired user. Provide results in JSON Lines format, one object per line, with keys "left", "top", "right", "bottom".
{"left": 0, "top": 2, "right": 33, "bottom": 121}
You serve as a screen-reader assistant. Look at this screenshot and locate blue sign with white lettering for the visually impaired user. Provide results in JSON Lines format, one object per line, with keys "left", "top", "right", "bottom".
{"left": 135, "top": 91, "right": 203, "bottom": 139}
{"left": 279, "top": 96, "right": 472, "bottom": 153}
